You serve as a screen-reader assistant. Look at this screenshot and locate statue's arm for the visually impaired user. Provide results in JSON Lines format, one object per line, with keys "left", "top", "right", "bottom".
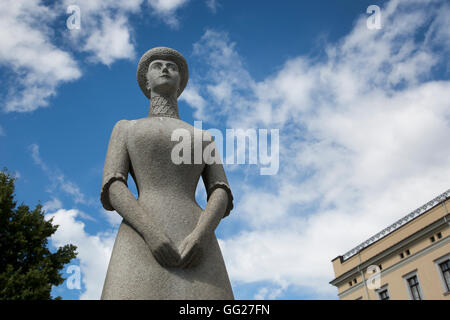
{"left": 179, "top": 134, "right": 234, "bottom": 268}
{"left": 179, "top": 188, "right": 229, "bottom": 268}
{"left": 195, "top": 187, "right": 229, "bottom": 238}
{"left": 108, "top": 182, "right": 180, "bottom": 267}
{"left": 101, "top": 120, "right": 179, "bottom": 267}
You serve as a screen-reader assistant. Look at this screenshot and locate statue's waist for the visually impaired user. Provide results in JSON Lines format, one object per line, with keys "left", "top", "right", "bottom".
{"left": 137, "top": 189, "right": 197, "bottom": 202}
{"left": 136, "top": 192, "right": 202, "bottom": 214}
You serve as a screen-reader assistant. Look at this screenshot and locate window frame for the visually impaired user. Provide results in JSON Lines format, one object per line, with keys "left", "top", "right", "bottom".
{"left": 434, "top": 254, "right": 450, "bottom": 296}
{"left": 376, "top": 284, "right": 391, "bottom": 300}
{"left": 402, "top": 270, "right": 424, "bottom": 300}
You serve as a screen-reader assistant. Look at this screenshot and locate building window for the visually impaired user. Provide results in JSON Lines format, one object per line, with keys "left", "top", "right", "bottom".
{"left": 434, "top": 254, "right": 450, "bottom": 295}
{"left": 407, "top": 275, "right": 422, "bottom": 300}
{"left": 376, "top": 284, "right": 390, "bottom": 300}
{"left": 439, "top": 260, "right": 450, "bottom": 292}
{"left": 437, "top": 232, "right": 442, "bottom": 239}
{"left": 406, "top": 249, "right": 410, "bottom": 256}
{"left": 378, "top": 289, "right": 390, "bottom": 300}
{"left": 430, "top": 236, "right": 435, "bottom": 243}
{"left": 349, "top": 281, "right": 353, "bottom": 287}
{"left": 353, "top": 278, "right": 357, "bottom": 284}
{"left": 400, "top": 252, "right": 404, "bottom": 259}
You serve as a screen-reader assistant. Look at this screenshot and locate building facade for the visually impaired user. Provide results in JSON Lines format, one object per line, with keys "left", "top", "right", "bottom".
{"left": 330, "top": 190, "right": 450, "bottom": 300}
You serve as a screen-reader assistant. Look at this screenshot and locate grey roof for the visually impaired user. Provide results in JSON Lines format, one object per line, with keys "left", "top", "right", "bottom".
{"left": 341, "top": 189, "right": 450, "bottom": 261}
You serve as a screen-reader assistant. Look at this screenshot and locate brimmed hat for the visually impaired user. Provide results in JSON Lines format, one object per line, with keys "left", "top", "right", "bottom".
{"left": 137, "top": 47, "right": 189, "bottom": 99}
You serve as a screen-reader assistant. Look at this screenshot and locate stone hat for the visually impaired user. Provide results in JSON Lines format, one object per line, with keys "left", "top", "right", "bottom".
{"left": 137, "top": 47, "right": 189, "bottom": 99}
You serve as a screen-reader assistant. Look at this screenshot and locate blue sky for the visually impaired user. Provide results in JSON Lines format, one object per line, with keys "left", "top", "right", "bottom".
{"left": 1, "top": 0, "right": 450, "bottom": 299}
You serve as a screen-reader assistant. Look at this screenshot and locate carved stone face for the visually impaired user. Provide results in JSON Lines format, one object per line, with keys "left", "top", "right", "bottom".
{"left": 146, "top": 59, "right": 181, "bottom": 97}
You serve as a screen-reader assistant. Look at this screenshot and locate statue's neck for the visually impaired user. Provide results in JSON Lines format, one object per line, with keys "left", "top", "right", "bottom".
{"left": 148, "top": 94, "right": 180, "bottom": 119}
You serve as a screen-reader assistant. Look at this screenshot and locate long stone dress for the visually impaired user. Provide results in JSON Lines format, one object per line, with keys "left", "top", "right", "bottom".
{"left": 100, "top": 116, "right": 234, "bottom": 299}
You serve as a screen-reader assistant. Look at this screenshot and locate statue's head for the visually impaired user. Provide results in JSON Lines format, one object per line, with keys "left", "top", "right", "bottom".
{"left": 137, "top": 47, "right": 189, "bottom": 99}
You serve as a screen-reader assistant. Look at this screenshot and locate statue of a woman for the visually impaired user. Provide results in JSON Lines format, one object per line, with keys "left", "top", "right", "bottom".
{"left": 100, "top": 47, "right": 234, "bottom": 299}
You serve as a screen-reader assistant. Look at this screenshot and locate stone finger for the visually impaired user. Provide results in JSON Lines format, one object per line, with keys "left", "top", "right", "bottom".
{"left": 180, "top": 245, "right": 196, "bottom": 268}
{"left": 164, "top": 243, "right": 180, "bottom": 266}
{"left": 178, "top": 239, "right": 188, "bottom": 255}
{"left": 187, "top": 249, "right": 202, "bottom": 268}
{"left": 155, "top": 249, "right": 170, "bottom": 267}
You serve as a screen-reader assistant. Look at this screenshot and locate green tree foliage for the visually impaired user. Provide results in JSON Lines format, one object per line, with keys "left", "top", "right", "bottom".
{"left": 0, "top": 169, "right": 77, "bottom": 300}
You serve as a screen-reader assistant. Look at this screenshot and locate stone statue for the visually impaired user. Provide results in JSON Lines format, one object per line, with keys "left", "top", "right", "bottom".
{"left": 100, "top": 47, "right": 235, "bottom": 299}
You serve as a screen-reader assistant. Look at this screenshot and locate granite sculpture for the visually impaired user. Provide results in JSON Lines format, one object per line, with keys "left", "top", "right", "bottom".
{"left": 100, "top": 47, "right": 234, "bottom": 299}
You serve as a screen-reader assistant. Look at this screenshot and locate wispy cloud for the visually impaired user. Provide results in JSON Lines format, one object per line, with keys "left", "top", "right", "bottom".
{"left": 29, "top": 143, "right": 90, "bottom": 206}
{"left": 0, "top": 0, "right": 81, "bottom": 112}
{"left": 147, "top": 0, "right": 190, "bottom": 28}
{"left": 43, "top": 197, "right": 63, "bottom": 212}
{"left": 62, "top": 0, "right": 142, "bottom": 66}
{"left": 45, "top": 209, "right": 116, "bottom": 300}
{"left": 205, "top": 0, "right": 219, "bottom": 13}
{"left": 99, "top": 208, "right": 123, "bottom": 228}
{"left": 32, "top": 143, "right": 120, "bottom": 298}
{"left": 180, "top": 82, "right": 208, "bottom": 120}
{"left": 0, "top": 0, "right": 221, "bottom": 113}
{"left": 253, "top": 281, "right": 288, "bottom": 300}
{"left": 185, "top": 0, "right": 450, "bottom": 298}
{"left": 146, "top": 0, "right": 221, "bottom": 27}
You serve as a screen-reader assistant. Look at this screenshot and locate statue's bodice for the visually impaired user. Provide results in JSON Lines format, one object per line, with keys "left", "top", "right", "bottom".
{"left": 127, "top": 117, "right": 204, "bottom": 202}
{"left": 125, "top": 117, "right": 208, "bottom": 243}
{"left": 100, "top": 116, "right": 235, "bottom": 299}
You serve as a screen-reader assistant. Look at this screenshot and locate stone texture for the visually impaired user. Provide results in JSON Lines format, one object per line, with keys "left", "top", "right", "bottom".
{"left": 100, "top": 47, "right": 234, "bottom": 300}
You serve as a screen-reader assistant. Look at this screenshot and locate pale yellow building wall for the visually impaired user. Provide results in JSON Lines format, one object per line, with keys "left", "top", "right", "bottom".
{"left": 339, "top": 234, "right": 449, "bottom": 300}
{"left": 358, "top": 224, "right": 449, "bottom": 280}
{"left": 367, "top": 241, "right": 449, "bottom": 300}
{"left": 336, "top": 223, "right": 449, "bottom": 296}
{"left": 340, "top": 285, "right": 365, "bottom": 300}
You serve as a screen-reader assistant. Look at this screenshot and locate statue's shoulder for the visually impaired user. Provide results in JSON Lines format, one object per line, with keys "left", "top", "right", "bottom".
{"left": 112, "top": 119, "right": 138, "bottom": 130}
{"left": 110, "top": 119, "right": 138, "bottom": 140}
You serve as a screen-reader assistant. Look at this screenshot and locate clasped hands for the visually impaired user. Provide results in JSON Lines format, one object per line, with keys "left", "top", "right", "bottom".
{"left": 144, "top": 226, "right": 207, "bottom": 269}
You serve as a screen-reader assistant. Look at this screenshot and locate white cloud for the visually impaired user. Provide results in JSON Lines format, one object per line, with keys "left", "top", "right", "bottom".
{"left": 148, "top": 0, "right": 189, "bottom": 12}
{"left": 45, "top": 209, "right": 116, "bottom": 300}
{"left": 0, "top": 0, "right": 144, "bottom": 112}
{"left": 0, "top": 0, "right": 221, "bottom": 112}
{"left": 81, "top": 14, "right": 136, "bottom": 65}
{"left": 180, "top": 82, "right": 208, "bottom": 120}
{"left": 29, "top": 144, "right": 90, "bottom": 205}
{"left": 43, "top": 198, "right": 63, "bottom": 212}
{"left": 146, "top": 0, "right": 221, "bottom": 27}
{"left": 147, "top": 0, "right": 189, "bottom": 27}
{"left": 253, "top": 281, "right": 288, "bottom": 300}
{"left": 30, "top": 143, "right": 49, "bottom": 171}
{"left": 146, "top": 0, "right": 220, "bottom": 27}
{"left": 205, "top": 0, "right": 219, "bottom": 13}
{"left": 0, "top": 0, "right": 81, "bottom": 112}
{"left": 188, "top": 0, "right": 450, "bottom": 298}
{"left": 190, "top": 30, "right": 255, "bottom": 124}
{"left": 62, "top": 0, "right": 142, "bottom": 66}
{"left": 100, "top": 208, "right": 123, "bottom": 228}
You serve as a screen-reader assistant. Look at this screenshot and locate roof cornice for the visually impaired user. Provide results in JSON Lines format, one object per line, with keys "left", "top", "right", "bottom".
{"left": 340, "top": 189, "right": 450, "bottom": 261}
